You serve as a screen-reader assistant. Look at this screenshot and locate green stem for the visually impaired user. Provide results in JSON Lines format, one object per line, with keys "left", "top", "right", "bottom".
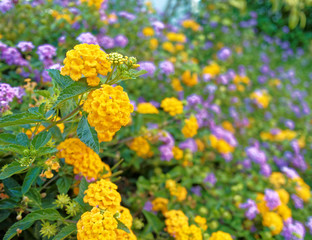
{"left": 105, "top": 65, "right": 116, "bottom": 84}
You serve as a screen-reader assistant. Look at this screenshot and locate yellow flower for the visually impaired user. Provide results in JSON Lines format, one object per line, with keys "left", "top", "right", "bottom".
{"left": 161, "top": 97, "right": 183, "bottom": 116}
{"left": 57, "top": 138, "right": 111, "bottom": 180}
{"left": 181, "top": 70, "right": 198, "bottom": 87}
{"left": 83, "top": 84, "right": 133, "bottom": 135}
{"left": 136, "top": 103, "right": 159, "bottom": 114}
{"left": 166, "top": 32, "right": 186, "bottom": 43}
{"left": 152, "top": 197, "right": 168, "bottom": 213}
{"left": 277, "top": 204, "right": 291, "bottom": 221}
{"left": 210, "top": 231, "right": 233, "bottom": 240}
{"left": 128, "top": 136, "right": 153, "bottom": 158}
{"left": 181, "top": 19, "right": 200, "bottom": 31}
{"left": 262, "top": 212, "right": 283, "bottom": 235}
{"left": 149, "top": 38, "right": 158, "bottom": 50}
{"left": 162, "top": 41, "right": 175, "bottom": 53}
{"left": 164, "top": 210, "right": 189, "bottom": 237}
{"left": 98, "top": 130, "right": 116, "bottom": 143}
{"left": 194, "top": 216, "right": 207, "bottom": 231}
{"left": 61, "top": 44, "right": 111, "bottom": 86}
{"left": 209, "top": 135, "right": 234, "bottom": 154}
{"left": 182, "top": 116, "right": 198, "bottom": 138}
{"left": 172, "top": 146, "right": 183, "bottom": 160}
{"left": 83, "top": 179, "right": 121, "bottom": 211}
{"left": 203, "top": 63, "right": 220, "bottom": 77}
{"left": 44, "top": 170, "right": 53, "bottom": 179}
{"left": 117, "top": 206, "right": 133, "bottom": 228}
{"left": 195, "top": 139, "right": 205, "bottom": 152}
{"left": 269, "top": 172, "right": 286, "bottom": 189}
{"left": 256, "top": 193, "right": 269, "bottom": 215}
{"left": 171, "top": 78, "right": 183, "bottom": 92}
{"left": 165, "top": 179, "right": 187, "bottom": 201}
{"left": 250, "top": 90, "right": 271, "bottom": 108}
{"left": 142, "top": 27, "right": 154, "bottom": 37}
{"left": 77, "top": 207, "right": 118, "bottom": 240}
{"left": 80, "top": 0, "right": 105, "bottom": 10}
{"left": 222, "top": 121, "right": 235, "bottom": 133}
{"left": 276, "top": 189, "right": 289, "bottom": 204}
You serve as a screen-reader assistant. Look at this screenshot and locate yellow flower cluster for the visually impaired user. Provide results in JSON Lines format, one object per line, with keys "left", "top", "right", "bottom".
{"left": 260, "top": 129, "right": 297, "bottom": 142}
{"left": 293, "top": 177, "right": 311, "bottom": 202}
{"left": 233, "top": 75, "right": 250, "bottom": 92}
{"left": 83, "top": 84, "right": 134, "bottom": 138}
{"left": 98, "top": 130, "right": 116, "bottom": 143}
{"left": 209, "top": 134, "right": 234, "bottom": 154}
{"left": 222, "top": 121, "right": 235, "bottom": 133}
{"left": 61, "top": 44, "right": 111, "bottom": 86}
{"left": 128, "top": 136, "right": 153, "bottom": 158}
{"left": 181, "top": 19, "right": 201, "bottom": 31}
{"left": 136, "top": 102, "right": 159, "bottom": 114}
{"left": 203, "top": 63, "right": 220, "bottom": 77}
{"left": 26, "top": 118, "right": 64, "bottom": 138}
{"left": 142, "top": 27, "right": 155, "bottom": 37}
{"left": 165, "top": 210, "right": 202, "bottom": 240}
{"left": 262, "top": 212, "right": 283, "bottom": 235}
{"left": 43, "top": 156, "right": 60, "bottom": 179}
{"left": 194, "top": 216, "right": 207, "bottom": 231}
{"left": 165, "top": 179, "right": 187, "bottom": 201}
{"left": 51, "top": 10, "right": 80, "bottom": 24}
{"left": 171, "top": 78, "right": 183, "bottom": 92}
{"left": 172, "top": 146, "right": 184, "bottom": 160}
{"left": 57, "top": 138, "right": 111, "bottom": 180}
{"left": 161, "top": 97, "right": 183, "bottom": 116}
{"left": 209, "top": 231, "right": 233, "bottom": 240}
{"left": 182, "top": 116, "right": 198, "bottom": 138}
{"left": 166, "top": 32, "right": 186, "bottom": 43}
{"left": 250, "top": 90, "right": 271, "bottom": 108}
{"left": 80, "top": 0, "right": 105, "bottom": 10}
{"left": 77, "top": 207, "right": 118, "bottom": 239}
{"left": 149, "top": 38, "right": 158, "bottom": 50}
{"left": 152, "top": 197, "right": 169, "bottom": 214}
{"left": 269, "top": 172, "right": 286, "bottom": 188}
{"left": 83, "top": 179, "right": 121, "bottom": 211}
{"left": 182, "top": 70, "right": 198, "bottom": 87}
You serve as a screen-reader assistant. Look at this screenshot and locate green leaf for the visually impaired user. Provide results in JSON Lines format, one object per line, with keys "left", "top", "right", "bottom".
{"left": 3, "top": 209, "right": 63, "bottom": 240}
{"left": 0, "top": 112, "right": 44, "bottom": 128}
{"left": 0, "top": 133, "right": 17, "bottom": 144}
{"left": 53, "top": 81, "right": 92, "bottom": 108}
{"left": 142, "top": 210, "right": 164, "bottom": 235}
{"left": 0, "top": 144, "right": 26, "bottom": 154}
{"left": 34, "top": 90, "right": 51, "bottom": 98}
{"left": 117, "top": 219, "right": 130, "bottom": 233}
{"left": 0, "top": 199, "right": 17, "bottom": 210}
{"left": 25, "top": 188, "right": 41, "bottom": 208}
{"left": 0, "top": 162, "right": 28, "bottom": 180}
{"left": 16, "top": 133, "right": 29, "bottom": 147}
{"left": 74, "top": 177, "right": 90, "bottom": 211}
{"left": 22, "top": 167, "right": 41, "bottom": 194}
{"left": 0, "top": 210, "right": 11, "bottom": 223}
{"left": 56, "top": 177, "right": 72, "bottom": 194}
{"left": 77, "top": 116, "right": 99, "bottom": 154}
{"left": 52, "top": 223, "right": 77, "bottom": 240}
{"left": 36, "top": 147, "right": 57, "bottom": 156}
{"left": 48, "top": 69, "right": 74, "bottom": 90}
{"left": 32, "top": 131, "right": 51, "bottom": 149}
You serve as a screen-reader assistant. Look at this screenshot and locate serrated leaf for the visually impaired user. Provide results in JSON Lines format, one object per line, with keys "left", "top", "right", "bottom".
{"left": 0, "top": 199, "right": 17, "bottom": 210}
{"left": 53, "top": 81, "right": 92, "bottom": 108}
{"left": 32, "top": 131, "right": 51, "bottom": 149}
{"left": 16, "top": 133, "right": 29, "bottom": 147}
{"left": 3, "top": 209, "right": 63, "bottom": 240}
{"left": 35, "top": 90, "right": 51, "bottom": 98}
{"left": 25, "top": 188, "right": 41, "bottom": 208}
{"left": 22, "top": 167, "right": 41, "bottom": 194}
{"left": 0, "top": 112, "right": 43, "bottom": 128}
{"left": 77, "top": 116, "right": 99, "bottom": 154}
{"left": 56, "top": 177, "right": 72, "bottom": 194}
{"left": 36, "top": 147, "right": 57, "bottom": 156}
{"left": 117, "top": 219, "right": 130, "bottom": 233}
{"left": 0, "top": 133, "right": 17, "bottom": 144}
{"left": 52, "top": 223, "right": 77, "bottom": 240}
{"left": 0, "top": 144, "right": 26, "bottom": 154}
{"left": 0, "top": 162, "right": 28, "bottom": 180}
{"left": 142, "top": 210, "right": 164, "bottom": 235}
{"left": 48, "top": 69, "right": 74, "bottom": 89}
{"left": 133, "top": 69, "right": 148, "bottom": 77}
{"left": 74, "top": 177, "right": 90, "bottom": 211}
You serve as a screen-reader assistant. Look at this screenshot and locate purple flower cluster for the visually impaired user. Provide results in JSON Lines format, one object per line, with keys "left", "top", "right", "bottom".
{"left": 37, "top": 44, "right": 56, "bottom": 67}
{"left": 76, "top": 32, "right": 99, "bottom": 45}
{"left": 0, "top": 0, "right": 13, "bottom": 13}
{"left": 239, "top": 199, "right": 259, "bottom": 220}
{"left": 282, "top": 220, "right": 305, "bottom": 240}
{"left": 17, "top": 41, "right": 35, "bottom": 52}
{"left": 138, "top": 61, "right": 156, "bottom": 77}
{"left": 217, "top": 47, "right": 231, "bottom": 61}
{"left": 158, "top": 131, "right": 174, "bottom": 161}
{"left": 204, "top": 173, "right": 216, "bottom": 187}
{"left": 264, "top": 189, "right": 281, "bottom": 210}
{"left": 159, "top": 60, "right": 174, "bottom": 75}
{"left": 1, "top": 47, "right": 28, "bottom": 66}
{"left": 0, "top": 83, "right": 25, "bottom": 112}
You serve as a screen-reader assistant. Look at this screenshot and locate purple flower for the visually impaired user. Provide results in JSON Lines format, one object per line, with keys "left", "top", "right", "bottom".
{"left": 119, "top": 11, "right": 136, "bottom": 21}
{"left": 291, "top": 194, "right": 304, "bottom": 209}
{"left": 0, "top": 83, "right": 25, "bottom": 112}
{"left": 1, "top": 47, "right": 28, "bottom": 66}
{"left": 37, "top": 44, "right": 56, "bottom": 66}
{"left": 306, "top": 217, "right": 312, "bottom": 234}
{"left": 143, "top": 201, "right": 154, "bottom": 212}
{"left": 191, "top": 186, "right": 201, "bottom": 196}
{"left": 260, "top": 164, "right": 271, "bottom": 177}
{"left": 152, "top": 21, "right": 165, "bottom": 31}
{"left": 282, "top": 220, "right": 305, "bottom": 240}
{"left": 217, "top": 47, "right": 231, "bottom": 61}
{"left": 159, "top": 145, "right": 173, "bottom": 161}
{"left": 239, "top": 199, "right": 259, "bottom": 220}
{"left": 264, "top": 189, "right": 281, "bottom": 210}
{"left": 179, "top": 139, "right": 197, "bottom": 152}
{"left": 138, "top": 61, "right": 156, "bottom": 77}
{"left": 245, "top": 146, "right": 266, "bottom": 164}
{"left": 159, "top": 61, "right": 174, "bottom": 75}
{"left": 187, "top": 94, "right": 202, "bottom": 106}
{"left": 98, "top": 35, "right": 115, "bottom": 49}
{"left": 114, "top": 34, "right": 128, "bottom": 48}
{"left": 0, "top": 0, "right": 13, "bottom": 13}
{"left": 282, "top": 167, "right": 299, "bottom": 179}
{"left": 76, "top": 32, "right": 98, "bottom": 45}
{"left": 204, "top": 173, "right": 216, "bottom": 186}
{"left": 17, "top": 41, "right": 34, "bottom": 52}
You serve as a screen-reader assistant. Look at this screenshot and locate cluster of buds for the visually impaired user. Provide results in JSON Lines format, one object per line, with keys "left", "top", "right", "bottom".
{"left": 107, "top": 52, "right": 127, "bottom": 65}
{"left": 54, "top": 193, "right": 80, "bottom": 216}
{"left": 19, "top": 148, "right": 37, "bottom": 166}
{"left": 40, "top": 156, "right": 60, "bottom": 179}
{"left": 40, "top": 221, "right": 58, "bottom": 238}
{"left": 124, "top": 56, "right": 140, "bottom": 68}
